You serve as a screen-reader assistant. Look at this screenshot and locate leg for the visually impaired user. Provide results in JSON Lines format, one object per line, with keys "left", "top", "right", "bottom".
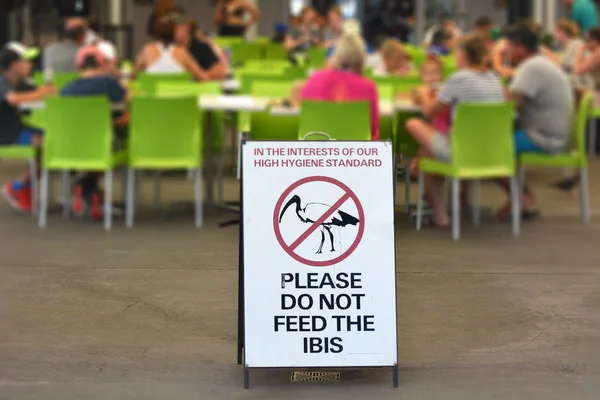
{"left": 104, "top": 170, "right": 113, "bottom": 231}
{"left": 61, "top": 170, "right": 71, "bottom": 219}
{"left": 153, "top": 170, "right": 161, "bottom": 211}
{"left": 194, "top": 167, "right": 203, "bottom": 228}
{"left": 404, "top": 157, "right": 411, "bottom": 212}
{"left": 38, "top": 169, "right": 49, "bottom": 228}
{"left": 325, "top": 226, "right": 335, "bottom": 252}
{"left": 580, "top": 167, "right": 591, "bottom": 225}
{"left": 316, "top": 227, "right": 325, "bottom": 254}
{"left": 126, "top": 168, "right": 135, "bottom": 228}
{"left": 510, "top": 176, "right": 521, "bottom": 236}
{"left": 29, "top": 159, "right": 38, "bottom": 217}
{"left": 451, "top": 179, "right": 460, "bottom": 240}
{"left": 416, "top": 170, "right": 424, "bottom": 230}
{"left": 472, "top": 180, "right": 480, "bottom": 226}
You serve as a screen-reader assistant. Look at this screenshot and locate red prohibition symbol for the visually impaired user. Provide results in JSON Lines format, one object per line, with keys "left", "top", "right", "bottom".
{"left": 273, "top": 176, "right": 365, "bottom": 267}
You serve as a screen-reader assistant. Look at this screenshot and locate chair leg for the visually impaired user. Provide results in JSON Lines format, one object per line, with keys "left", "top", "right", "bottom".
{"left": 61, "top": 170, "right": 71, "bottom": 219}
{"left": 135, "top": 170, "right": 141, "bottom": 210}
{"left": 416, "top": 171, "right": 424, "bottom": 231}
{"left": 38, "top": 169, "right": 49, "bottom": 228}
{"left": 153, "top": 170, "right": 161, "bottom": 210}
{"left": 404, "top": 157, "right": 411, "bottom": 213}
{"left": 126, "top": 168, "right": 135, "bottom": 228}
{"left": 104, "top": 171, "right": 113, "bottom": 231}
{"left": 589, "top": 117, "right": 597, "bottom": 158}
{"left": 120, "top": 167, "right": 128, "bottom": 202}
{"left": 451, "top": 179, "right": 460, "bottom": 241}
{"left": 510, "top": 176, "right": 521, "bottom": 237}
{"left": 580, "top": 167, "right": 591, "bottom": 225}
{"left": 194, "top": 167, "right": 203, "bottom": 228}
{"left": 29, "top": 159, "right": 38, "bottom": 217}
{"left": 519, "top": 165, "right": 526, "bottom": 200}
{"left": 472, "top": 179, "right": 480, "bottom": 226}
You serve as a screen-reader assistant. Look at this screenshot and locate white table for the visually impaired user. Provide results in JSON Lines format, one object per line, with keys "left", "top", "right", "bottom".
{"left": 395, "top": 99, "right": 421, "bottom": 113}
{"left": 221, "top": 79, "right": 241, "bottom": 92}
{"left": 270, "top": 99, "right": 399, "bottom": 118}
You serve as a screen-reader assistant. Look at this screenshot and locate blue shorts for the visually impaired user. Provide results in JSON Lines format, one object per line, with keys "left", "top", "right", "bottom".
{"left": 15, "top": 128, "right": 43, "bottom": 145}
{"left": 515, "top": 130, "right": 543, "bottom": 154}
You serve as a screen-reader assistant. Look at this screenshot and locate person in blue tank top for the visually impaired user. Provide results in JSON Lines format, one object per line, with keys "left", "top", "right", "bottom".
{"left": 562, "top": 0, "right": 599, "bottom": 34}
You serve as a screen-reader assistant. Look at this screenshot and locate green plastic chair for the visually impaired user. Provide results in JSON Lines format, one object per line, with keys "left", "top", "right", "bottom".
{"left": 265, "top": 43, "right": 287, "bottom": 60}
{"left": 587, "top": 103, "right": 600, "bottom": 158}
{"left": 307, "top": 48, "right": 327, "bottom": 68}
{"left": 284, "top": 66, "right": 307, "bottom": 79}
{"left": 38, "top": 96, "right": 127, "bottom": 230}
{"left": 155, "top": 81, "right": 222, "bottom": 96}
{"left": 240, "top": 73, "right": 293, "bottom": 94}
{"left": 249, "top": 112, "right": 298, "bottom": 141}
{"left": 416, "top": 103, "right": 519, "bottom": 240}
{"left": 127, "top": 96, "right": 203, "bottom": 227}
{"left": 298, "top": 101, "right": 371, "bottom": 140}
{"left": 520, "top": 91, "right": 592, "bottom": 225}
{"left": 396, "top": 108, "right": 421, "bottom": 212}
{"left": 231, "top": 42, "right": 263, "bottom": 66}
{"left": 250, "top": 80, "right": 293, "bottom": 98}
{"left": 53, "top": 72, "right": 81, "bottom": 90}
{"left": 136, "top": 72, "right": 192, "bottom": 94}
{"left": 213, "top": 36, "right": 244, "bottom": 50}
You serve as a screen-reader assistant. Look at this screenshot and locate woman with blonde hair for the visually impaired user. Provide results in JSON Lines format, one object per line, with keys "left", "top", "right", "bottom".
{"left": 377, "top": 38, "right": 414, "bottom": 76}
{"left": 300, "top": 32, "right": 380, "bottom": 140}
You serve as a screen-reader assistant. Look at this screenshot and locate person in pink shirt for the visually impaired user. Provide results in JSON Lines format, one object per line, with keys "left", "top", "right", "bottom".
{"left": 300, "top": 33, "right": 380, "bottom": 140}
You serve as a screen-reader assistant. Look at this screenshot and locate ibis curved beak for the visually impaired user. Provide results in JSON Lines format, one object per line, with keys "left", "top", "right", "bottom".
{"left": 279, "top": 195, "right": 300, "bottom": 223}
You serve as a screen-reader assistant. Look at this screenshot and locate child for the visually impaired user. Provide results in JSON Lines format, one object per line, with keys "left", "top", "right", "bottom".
{"left": 409, "top": 57, "right": 449, "bottom": 179}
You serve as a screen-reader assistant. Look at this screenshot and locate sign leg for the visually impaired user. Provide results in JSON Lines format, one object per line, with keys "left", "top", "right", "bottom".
{"left": 237, "top": 140, "right": 245, "bottom": 365}
{"left": 243, "top": 366, "right": 250, "bottom": 389}
{"left": 392, "top": 365, "right": 399, "bottom": 388}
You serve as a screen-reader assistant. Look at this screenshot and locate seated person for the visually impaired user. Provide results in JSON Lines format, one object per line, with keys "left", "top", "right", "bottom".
{"left": 301, "top": 33, "right": 379, "bottom": 140}
{"left": 409, "top": 57, "right": 449, "bottom": 179}
{"left": 375, "top": 38, "right": 414, "bottom": 76}
{"left": 573, "top": 26, "right": 600, "bottom": 89}
{"left": 272, "top": 23, "right": 288, "bottom": 43}
{"left": 174, "top": 18, "right": 228, "bottom": 80}
{"left": 428, "top": 29, "right": 453, "bottom": 56}
{"left": 473, "top": 16, "right": 494, "bottom": 50}
{"left": 61, "top": 45, "right": 130, "bottom": 218}
{"left": 497, "top": 23, "right": 573, "bottom": 218}
{"left": 325, "top": 20, "right": 375, "bottom": 66}
{"left": 405, "top": 34, "right": 504, "bottom": 228}
{"left": 0, "top": 43, "right": 55, "bottom": 212}
{"left": 43, "top": 18, "right": 87, "bottom": 73}
{"left": 284, "top": 7, "right": 322, "bottom": 55}
{"left": 135, "top": 15, "right": 208, "bottom": 80}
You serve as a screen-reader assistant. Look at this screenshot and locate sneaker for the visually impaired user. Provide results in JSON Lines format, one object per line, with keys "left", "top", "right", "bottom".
{"left": 2, "top": 182, "right": 32, "bottom": 212}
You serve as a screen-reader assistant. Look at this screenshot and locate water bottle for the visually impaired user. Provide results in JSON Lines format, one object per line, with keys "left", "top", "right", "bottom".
{"left": 120, "top": 61, "right": 133, "bottom": 82}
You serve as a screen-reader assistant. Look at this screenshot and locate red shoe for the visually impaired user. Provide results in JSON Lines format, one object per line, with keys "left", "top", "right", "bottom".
{"left": 2, "top": 182, "right": 32, "bottom": 212}
{"left": 72, "top": 184, "right": 86, "bottom": 216}
{"left": 90, "top": 192, "right": 103, "bottom": 221}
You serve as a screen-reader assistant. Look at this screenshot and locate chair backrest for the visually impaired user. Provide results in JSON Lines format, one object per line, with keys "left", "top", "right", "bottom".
{"left": 250, "top": 112, "right": 298, "bottom": 140}
{"left": 240, "top": 73, "right": 293, "bottom": 93}
{"left": 308, "top": 48, "right": 327, "bottom": 68}
{"left": 298, "top": 100, "right": 371, "bottom": 140}
{"left": 250, "top": 80, "right": 293, "bottom": 98}
{"left": 214, "top": 36, "right": 244, "bottom": 50}
{"left": 54, "top": 72, "right": 81, "bottom": 90}
{"left": 231, "top": 42, "right": 263, "bottom": 66}
{"left": 284, "top": 66, "right": 307, "bottom": 79}
{"left": 450, "top": 103, "right": 515, "bottom": 172}
{"left": 155, "top": 81, "right": 222, "bottom": 96}
{"left": 377, "top": 83, "right": 395, "bottom": 100}
{"left": 43, "top": 96, "right": 113, "bottom": 170}
{"left": 130, "top": 96, "right": 202, "bottom": 169}
{"left": 265, "top": 43, "right": 287, "bottom": 60}
{"left": 373, "top": 76, "right": 421, "bottom": 95}
{"left": 137, "top": 72, "right": 192, "bottom": 94}
{"left": 573, "top": 91, "right": 593, "bottom": 157}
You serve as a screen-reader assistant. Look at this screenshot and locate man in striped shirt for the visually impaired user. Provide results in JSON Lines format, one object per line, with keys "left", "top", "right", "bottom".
{"left": 406, "top": 34, "right": 505, "bottom": 228}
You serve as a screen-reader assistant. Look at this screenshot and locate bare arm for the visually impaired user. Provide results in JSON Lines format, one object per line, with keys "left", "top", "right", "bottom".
{"left": 241, "top": 0, "right": 260, "bottom": 26}
{"left": 419, "top": 88, "right": 447, "bottom": 119}
{"left": 492, "top": 40, "right": 514, "bottom": 78}
{"left": 573, "top": 46, "right": 600, "bottom": 75}
{"left": 133, "top": 46, "right": 150, "bottom": 78}
{"left": 5, "top": 85, "right": 55, "bottom": 105}
{"left": 204, "top": 60, "right": 228, "bottom": 80}
{"left": 179, "top": 49, "right": 209, "bottom": 81}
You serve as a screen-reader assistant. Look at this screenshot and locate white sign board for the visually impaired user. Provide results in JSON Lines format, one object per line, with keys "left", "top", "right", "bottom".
{"left": 242, "top": 141, "right": 397, "bottom": 368}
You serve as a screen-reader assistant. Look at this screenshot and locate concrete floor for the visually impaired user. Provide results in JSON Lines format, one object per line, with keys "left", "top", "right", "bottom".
{"left": 1, "top": 161, "right": 600, "bottom": 399}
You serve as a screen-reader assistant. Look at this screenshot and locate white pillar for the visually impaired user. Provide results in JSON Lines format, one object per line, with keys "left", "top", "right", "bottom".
{"left": 533, "top": 0, "right": 544, "bottom": 25}
{"left": 109, "top": 0, "right": 123, "bottom": 55}
{"left": 415, "top": 0, "right": 426, "bottom": 44}
{"left": 545, "top": 0, "right": 557, "bottom": 32}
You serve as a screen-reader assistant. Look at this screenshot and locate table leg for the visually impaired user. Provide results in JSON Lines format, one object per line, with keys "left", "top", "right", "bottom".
{"left": 205, "top": 111, "right": 215, "bottom": 206}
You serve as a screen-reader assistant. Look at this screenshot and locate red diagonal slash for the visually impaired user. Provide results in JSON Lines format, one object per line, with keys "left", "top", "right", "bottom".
{"left": 287, "top": 192, "right": 352, "bottom": 251}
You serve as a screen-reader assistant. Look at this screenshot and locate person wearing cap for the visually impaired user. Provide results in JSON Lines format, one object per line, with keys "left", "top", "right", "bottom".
{"left": 0, "top": 42, "right": 55, "bottom": 212}
{"left": 60, "top": 45, "right": 130, "bottom": 218}
{"left": 86, "top": 19, "right": 119, "bottom": 63}
{"left": 43, "top": 17, "right": 87, "bottom": 73}
{"left": 174, "top": 18, "right": 228, "bottom": 80}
